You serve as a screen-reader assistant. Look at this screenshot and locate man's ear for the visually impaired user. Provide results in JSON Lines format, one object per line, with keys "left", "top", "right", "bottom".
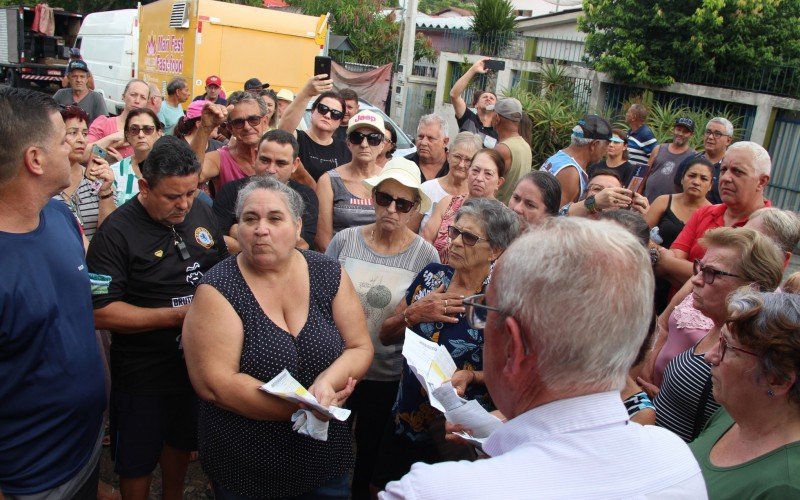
{"left": 757, "top": 174, "right": 770, "bottom": 192}
{"left": 291, "top": 157, "right": 300, "bottom": 175}
{"left": 23, "top": 146, "right": 46, "bottom": 176}
{"left": 138, "top": 178, "right": 150, "bottom": 198}
{"left": 503, "top": 315, "right": 531, "bottom": 377}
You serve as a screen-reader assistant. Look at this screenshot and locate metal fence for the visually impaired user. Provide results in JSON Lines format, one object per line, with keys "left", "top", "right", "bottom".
{"left": 766, "top": 111, "right": 800, "bottom": 211}
{"left": 510, "top": 70, "right": 592, "bottom": 112}
{"left": 340, "top": 61, "right": 380, "bottom": 73}
{"left": 440, "top": 29, "right": 526, "bottom": 60}
{"left": 674, "top": 61, "right": 800, "bottom": 100}
{"left": 412, "top": 58, "right": 438, "bottom": 79}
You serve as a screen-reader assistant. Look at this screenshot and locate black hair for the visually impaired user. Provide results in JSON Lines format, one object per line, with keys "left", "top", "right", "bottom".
{"left": 124, "top": 108, "right": 164, "bottom": 134}
{"left": 140, "top": 136, "right": 201, "bottom": 188}
{"left": 258, "top": 129, "right": 300, "bottom": 160}
{"left": 589, "top": 167, "right": 623, "bottom": 184}
{"left": 516, "top": 170, "right": 562, "bottom": 216}
{"left": 311, "top": 91, "right": 346, "bottom": 116}
{"left": 384, "top": 122, "right": 398, "bottom": 159}
{"left": 166, "top": 77, "right": 187, "bottom": 96}
{"left": 599, "top": 209, "right": 650, "bottom": 248}
{"left": 339, "top": 88, "right": 358, "bottom": 102}
{"left": 0, "top": 87, "right": 61, "bottom": 184}
{"left": 682, "top": 157, "right": 715, "bottom": 180}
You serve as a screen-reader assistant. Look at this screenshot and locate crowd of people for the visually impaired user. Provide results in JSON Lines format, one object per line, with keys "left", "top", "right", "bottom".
{"left": 1, "top": 56, "right": 799, "bottom": 500}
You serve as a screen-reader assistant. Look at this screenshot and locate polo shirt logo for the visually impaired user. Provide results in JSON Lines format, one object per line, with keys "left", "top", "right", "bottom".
{"left": 195, "top": 227, "right": 214, "bottom": 249}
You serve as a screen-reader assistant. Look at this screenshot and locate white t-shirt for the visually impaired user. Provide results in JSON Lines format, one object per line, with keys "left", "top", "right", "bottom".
{"left": 419, "top": 178, "right": 450, "bottom": 234}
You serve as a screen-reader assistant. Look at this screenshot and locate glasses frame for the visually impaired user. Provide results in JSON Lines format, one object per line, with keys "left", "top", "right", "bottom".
{"left": 693, "top": 259, "right": 742, "bottom": 285}
{"left": 227, "top": 114, "right": 264, "bottom": 130}
{"left": 462, "top": 293, "right": 504, "bottom": 329}
{"left": 373, "top": 190, "right": 416, "bottom": 213}
{"left": 126, "top": 125, "right": 157, "bottom": 136}
{"left": 348, "top": 131, "right": 384, "bottom": 147}
{"left": 447, "top": 225, "right": 488, "bottom": 247}
{"left": 704, "top": 129, "right": 730, "bottom": 138}
{"left": 315, "top": 103, "right": 344, "bottom": 121}
{"left": 718, "top": 334, "right": 759, "bottom": 363}
{"left": 449, "top": 152, "right": 474, "bottom": 167}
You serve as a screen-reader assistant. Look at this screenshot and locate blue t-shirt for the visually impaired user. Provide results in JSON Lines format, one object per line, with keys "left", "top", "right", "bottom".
{"left": 0, "top": 200, "right": 105, "bottom": 494}
{"left": 393, "top": 263, "right": 492, "bottom": 442}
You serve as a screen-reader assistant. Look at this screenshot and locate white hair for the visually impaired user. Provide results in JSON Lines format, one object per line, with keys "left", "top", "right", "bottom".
{"left": 495, "top": 217, "right": 654, "bottom": 393}
{"left": 707, "top": 117, "right": 734, "bottom": 137}
{"left": 727, "top": 141, "right": 771, "bottom": 177}
{"left": 449, "top": 131, "right": 482, "bottom": 154}
{"left": 417, "top": 113, "right": 449, "bottom": 139}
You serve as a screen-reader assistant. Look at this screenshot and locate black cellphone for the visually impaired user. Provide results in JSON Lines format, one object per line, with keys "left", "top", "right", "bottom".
{"left": 484, "top": 59, "right": 506, "bottom": 71}
{"left": 314, "top": 56, "right": 332, "bottom": 77}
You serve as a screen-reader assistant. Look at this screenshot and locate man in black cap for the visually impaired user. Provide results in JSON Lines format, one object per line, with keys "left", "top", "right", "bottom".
{"left": 540, "top": 115, "right": 612, "bottom": 207}
{"left": 639, "top": 117, "right": 696, "bottom": 203}
{"left": 244, "top": 77, "right": 269, "bottom": 93}
{"left": 53, "top": 59, "right": 108, "bottom": 124}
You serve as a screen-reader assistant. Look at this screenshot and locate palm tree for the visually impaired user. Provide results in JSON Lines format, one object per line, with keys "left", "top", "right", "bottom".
{"left": 470, "top": 0, "right": 517, "bottom": 57}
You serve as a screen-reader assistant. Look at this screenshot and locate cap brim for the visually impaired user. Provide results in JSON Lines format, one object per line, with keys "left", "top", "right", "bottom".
{"left": 363, "top": 174, "right": 431, "bottom": 214}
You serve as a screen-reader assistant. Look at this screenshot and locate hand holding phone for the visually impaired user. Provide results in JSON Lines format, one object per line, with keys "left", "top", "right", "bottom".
{"left": 314, "top": 56, "right": 332, "bottom": 77}
{"left": 484, "top": 59, "right": 506, "bottom": 71}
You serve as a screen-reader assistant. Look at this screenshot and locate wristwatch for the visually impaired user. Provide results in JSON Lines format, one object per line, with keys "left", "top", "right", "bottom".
{"left": 584, "top": 195, "right": 599, "bottom": 214}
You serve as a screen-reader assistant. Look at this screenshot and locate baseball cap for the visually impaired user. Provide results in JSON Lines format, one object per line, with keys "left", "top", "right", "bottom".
{"left": 186, "top": 100, "right": 208, "bottom": 120}
{"left": 494, "top": 98, "right": 523, "bottom": 122}
{"left": 205, "top": 75, "right": 222, "bottom": 87}
{"left": 675, "top": 117, "right": 696, "bottom": 132}
{"left": 346, "top": 110, "right": 385, "bottom": 135}
{"left": 276, "top": 88, "right": 295, "bottom": 102}
{"left": 573, "top": 115, "right": 613, "bottom": 141}
{"left": 67, "top": 59, "right": 89, "bottom": 74}
{"left": 363, "top": 157, "right": 431, "bottom": 213}
{"left": 244, "top": 78, "right": 269, "bottom": 91}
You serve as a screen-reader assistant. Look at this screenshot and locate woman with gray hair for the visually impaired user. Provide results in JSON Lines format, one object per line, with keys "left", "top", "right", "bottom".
{"left": 690, "top": 289, "right": 800, "bottom": 498}
{"left": 372, "top": 198, "right": 518, "bottom": 490}
{"left": 182, "top": 175, "right": 373, "bottom": 498}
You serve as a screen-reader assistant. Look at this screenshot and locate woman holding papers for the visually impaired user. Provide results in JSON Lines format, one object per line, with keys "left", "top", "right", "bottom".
{"left": 372, "top": 198, "right": 518, "bottom": 491}
{"left": 182, "top": 176, "right": 372, "bottom": 499}
{"left": 325, "top": 158, "right": 439, "bottom": 500}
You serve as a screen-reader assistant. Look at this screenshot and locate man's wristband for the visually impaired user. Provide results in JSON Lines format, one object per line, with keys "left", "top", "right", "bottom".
{"left": 99, "top": 190, "right": 114, "bottom": 200}
{"left": 585, "top": 195, "right": 599, "bottom": 214}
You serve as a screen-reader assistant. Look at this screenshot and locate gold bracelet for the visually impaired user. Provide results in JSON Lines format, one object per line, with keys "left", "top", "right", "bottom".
{"left": 403, "top": 309, "right": 412, "bottom": 327}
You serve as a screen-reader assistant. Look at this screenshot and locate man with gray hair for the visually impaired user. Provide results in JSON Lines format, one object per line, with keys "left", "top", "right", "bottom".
{"left": 541, "top": 115, "right": 612, "bottom": 207}
{"left": 673, "top": 117, "right": 735, "bottom": 204}
{"left": 158, "top": 77, "right": 190, "bottom": 135}
{"left": 381, "top": 217, "right": 706, "bottom": 498}
{"left": 405, "top": 114, "right": 450, "bottom": 182}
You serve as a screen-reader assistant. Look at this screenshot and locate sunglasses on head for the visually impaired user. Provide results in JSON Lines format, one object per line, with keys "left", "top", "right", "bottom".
{"left": 127, "top": 125, "right": 157, "bottom": 135}
{"left": 315, "top": 103, "right": 344, "bottom": 121}
{"left": 447, "top": 225, "right": 487, "bottom": 246}
{"left": 227, "top": 115, "right": 263, "bottom": 130}
{"left": 374, "top": 191, "right": 415, "bottom": 213}
{"left": 349, "top": 131, "right": 384, "bottom": 147}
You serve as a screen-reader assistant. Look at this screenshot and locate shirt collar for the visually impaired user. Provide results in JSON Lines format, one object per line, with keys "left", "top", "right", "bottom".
{"left": 483, "top": 391, "right": 629, "bottom": 457}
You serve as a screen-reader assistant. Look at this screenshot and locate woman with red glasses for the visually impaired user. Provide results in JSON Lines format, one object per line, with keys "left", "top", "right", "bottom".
{"left": 110, "top": 107, "right": 163, "bottom": 205}
{"left": 690, "top": 288, "right": 800, "bottom": 498}
{"left": 371, "top": 198, "right": 518, "bottom": 493}
{"left": 641, "top": 227, "right": 783, "bottom": 443}
{"left": 422, "top": 148, "right": 507, "bottom": 262}
{"left": 325, "top": 157, "right": 438, "bottom": 499}
{"left": 315, "top": 110, "right": 386, "bottom": 251}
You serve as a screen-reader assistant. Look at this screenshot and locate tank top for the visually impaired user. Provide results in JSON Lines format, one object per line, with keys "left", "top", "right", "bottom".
{"left": 433, "top": 195, "right": 466, "bottom": 264}
{"left": 329, "top": 169, "right": 375, "bottom": 236}
{"left": 213, "top": 146, "right": 251, "bottom": 194}
{"left": 643, "top": 145, "right": 696, "bottom": 203}
{"left": 657, "top": 195, "right": 687, "bottom": 248}
{"left": 197, "top": 251, "right": 354, "bottom": 497}
{"left": 496, "top": 135, "right": 533, "bottom": 204}
{"left": 540, "top": 150, "right": 587, "bottom": 203}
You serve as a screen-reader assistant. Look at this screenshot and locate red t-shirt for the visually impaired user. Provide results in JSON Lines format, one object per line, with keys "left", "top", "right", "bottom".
{"left": 670, "top": 200, "right": 772, "bottom": 262}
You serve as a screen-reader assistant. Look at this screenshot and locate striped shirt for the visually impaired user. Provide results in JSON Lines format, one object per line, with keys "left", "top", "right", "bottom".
{"left": 628, "top": 124, "right": 658, "bottom": 170}
{"left": 54, "top": 177, "right": 114, "bottom": 240}
{"left": 654, "top": 343, "right": 719, "bottom": 442}
{"left": 112, "top": 157, "right": 140, "bottom": 205}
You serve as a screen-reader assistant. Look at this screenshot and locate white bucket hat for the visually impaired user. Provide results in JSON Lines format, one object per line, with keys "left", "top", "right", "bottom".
{"left": 363, "top": 157, "right": 431, "bottom": 213}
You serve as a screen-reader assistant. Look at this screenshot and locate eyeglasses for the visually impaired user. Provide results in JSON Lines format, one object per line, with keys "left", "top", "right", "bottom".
{"left": 462, "top": 293, "right": 504, "bottom": 329}
{"left": 315, "top": 103, "right": 344, "bottom": 121}
{"left": 348, "top": 131, "right": 384, "bottom": 147}
{"left": 718, "top": 335, "right": 758, "bottom": 363}
{"left": 704, "top": 129, "right": 730, "bottom": 138}
{"left": 693, "top": 259, "right": 742, "bottom": 284}
{"left": 227, "top": 115, "right": 264, "bottom": 130}
{"left": 127, "top": 125, "right": 157, "bottom": 135}
{"left": 450, "top": 153, "right": 473, "bottom": 167}
{"left": 447, "top": 225, "right": 488, "bottom": 246}
{"left": 374, "top": 191, "right": 416, "bottom": 213}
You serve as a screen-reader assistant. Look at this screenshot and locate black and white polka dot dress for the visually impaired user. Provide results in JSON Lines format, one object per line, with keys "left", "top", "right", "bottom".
{"left": 197, "top": 250, "right": 354, "bottom": 498}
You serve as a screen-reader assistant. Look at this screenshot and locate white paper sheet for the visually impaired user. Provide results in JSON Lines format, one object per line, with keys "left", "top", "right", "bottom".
{"left": 402, "top": 331, "right": 458, "bottom": 412}
{"left": 260, "top": 369, "right": 351, "bottom": 421}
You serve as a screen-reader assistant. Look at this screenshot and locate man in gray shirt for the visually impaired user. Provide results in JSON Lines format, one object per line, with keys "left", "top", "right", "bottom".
{"left": 53, "top": 60, "right": 108, "bottom": 125}
{"left": 641, "top": 117, "right": 696, "bottom": 203}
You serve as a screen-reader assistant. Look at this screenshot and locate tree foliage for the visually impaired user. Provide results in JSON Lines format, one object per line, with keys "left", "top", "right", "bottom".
{"left": 579, "top": 0, "right": 800, "bottom": 87}
{"left": 287, "top": 0, "right": 435, "bottom": 66}
{"left": 418, "top": 0, "right": 473, "bottom": 15}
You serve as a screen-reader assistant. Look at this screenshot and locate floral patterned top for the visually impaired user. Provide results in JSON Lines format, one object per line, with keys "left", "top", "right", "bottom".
{"left": 393, "top": 262, "right": 492, "bottom": 442}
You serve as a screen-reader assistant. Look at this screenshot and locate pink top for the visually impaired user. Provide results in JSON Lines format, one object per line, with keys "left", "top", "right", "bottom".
{"left": 654, "top": 293, "right": 715, "bottom": 386}
{"left": 433, "top": 195, "right": 466, "bottom": 264}
{"left": 87, "top": 115, "right": 133, "bottom": 159}
{"left": 212, "top": 146, "right": 250, "bottom": 194}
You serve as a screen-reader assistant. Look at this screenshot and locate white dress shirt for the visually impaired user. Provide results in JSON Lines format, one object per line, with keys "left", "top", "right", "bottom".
{"left": 380, "top": 391, "right": 707, "bottom": 499}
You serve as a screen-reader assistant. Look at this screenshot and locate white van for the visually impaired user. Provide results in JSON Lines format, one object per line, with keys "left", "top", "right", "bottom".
{"left": 76, "top": 9, "right": 138, "bottom": 114}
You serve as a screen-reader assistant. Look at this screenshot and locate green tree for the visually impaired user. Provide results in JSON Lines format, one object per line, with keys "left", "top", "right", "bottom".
{"left": 470, "top": 0, "right": 516, "bottom": 56}
{"left": 579, "top": 0, "right": 800, "bottom": 87}
{"left": 418, "top": 0, "right": 473, "bottom": 15}
{"left": 287, "top": 0, "right": 435, "bottom": 66}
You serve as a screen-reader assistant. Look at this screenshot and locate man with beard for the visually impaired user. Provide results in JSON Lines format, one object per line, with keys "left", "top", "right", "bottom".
{"left": 641, "top": 117, "right": 696, "bottom": 203}
{"left": 449, "top": 58, "right": 498, "bottom": 148}
{"left": 673, "top": 117, "right": 734, "bottom": 204}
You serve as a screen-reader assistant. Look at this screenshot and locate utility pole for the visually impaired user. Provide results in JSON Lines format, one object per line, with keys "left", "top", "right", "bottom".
{"left": 392, "top": 0, "right": 417, "bottom": 131}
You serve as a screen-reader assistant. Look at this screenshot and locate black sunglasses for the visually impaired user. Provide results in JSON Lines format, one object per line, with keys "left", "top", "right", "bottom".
{"left": 227, "top": 115, "right": 263, "bottom": 130}
{"left": 127, "top": 125, "right": 157, "bottom": 135}
{"left": 447, "top": 225, "right": 487, "bottom": 246}
{"left": 349, "top": 131, "right": 384, "bottom": 147}
{"left": 315, "top": 103, "right": 344, "bottom": 121}
{"left": 693, "top": 259, "right": 742, "bottom": 285}
{"left": 374, "top": 191, "right": 415, "bottom": 213}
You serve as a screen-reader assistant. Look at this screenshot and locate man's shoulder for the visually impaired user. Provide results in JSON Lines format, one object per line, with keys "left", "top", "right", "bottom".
{"left": 289, "top": 179, "right": 316, "bottom": 198}
{"left": 52, "top": 88, "right": 71, "bottom": 101}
